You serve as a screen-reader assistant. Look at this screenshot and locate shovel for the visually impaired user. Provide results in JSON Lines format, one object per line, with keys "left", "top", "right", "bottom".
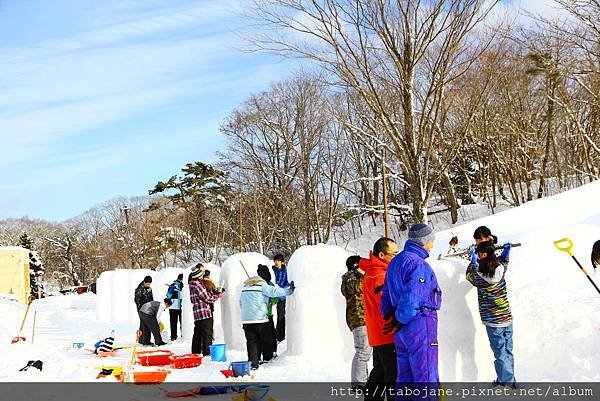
{"left": 554, "top": 237, "right": 600, "bottom": 295}
{"left": 130, "top": 330, "right": 142, "bottom": 365}
{"left": 11, "top": 297, "right": 34, "bottom": 344}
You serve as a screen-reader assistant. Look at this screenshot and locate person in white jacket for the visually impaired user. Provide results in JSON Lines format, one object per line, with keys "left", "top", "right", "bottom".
{"left": 138, "top": 298, "right": 172, "bottom": 346}
{"left": 240, "top": 265, "right": 295, "bottom": 369}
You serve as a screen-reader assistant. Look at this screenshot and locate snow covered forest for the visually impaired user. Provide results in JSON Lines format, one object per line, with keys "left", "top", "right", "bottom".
{"left": 1, "top": 0, "right": 599, "bottom": 290}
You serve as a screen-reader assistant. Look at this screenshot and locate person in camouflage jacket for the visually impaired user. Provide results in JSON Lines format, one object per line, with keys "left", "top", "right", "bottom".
{"left": 341, "top": 255, "right": 371, "bottom": 389}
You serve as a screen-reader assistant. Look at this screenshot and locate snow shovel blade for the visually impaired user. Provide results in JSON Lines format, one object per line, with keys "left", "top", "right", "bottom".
{"left": 11, "top": 298, "right": 33, "bottom": 344}
{"left": 554, "top": 237, "right": 574, "bottom": 256}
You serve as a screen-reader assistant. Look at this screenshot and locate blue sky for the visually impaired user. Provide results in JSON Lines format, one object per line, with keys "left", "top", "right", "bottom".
{"left": 0, "top": 0, "right": 560, "bottom": 222}
{"left": 0, "top": 0, "right": 293, "bottom": 221}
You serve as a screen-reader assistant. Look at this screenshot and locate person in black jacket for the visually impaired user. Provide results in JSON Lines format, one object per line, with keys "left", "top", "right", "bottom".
{"left": 592, "top": 240, "right": 600, "bottom": 271}
{"left": 134, "top": 276, "right": 153, "bottom": 344}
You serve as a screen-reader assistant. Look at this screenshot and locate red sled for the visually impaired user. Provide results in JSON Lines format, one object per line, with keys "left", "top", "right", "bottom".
{"left": 170, "top": 353, "right": 202, "bottom": 369}
{"left": 136, "top": 350, "right": 174, "bottom": 366}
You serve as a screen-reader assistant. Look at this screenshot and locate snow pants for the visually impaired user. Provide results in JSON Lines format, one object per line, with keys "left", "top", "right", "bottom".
{"left": 485, "top": 324, "right": 515, "bottom": 387}
{"left": 169, "top": 308, "right": 182, "bottom": 341}
{"left": 365, "top": 343, "right": 396, "bottom": 401}
{"left": 139, "top": 311, "right": 162, "bottom": 345}
{"left": 243, "top": 322, "right": 268, "bottom": 369}
{"left": 192, "top": 317, "right": 213, "bottom": 356}
{"left": 275, "top": 299, "right": 286, "bottom": 342}
{"left": 351, "top": 325, "right": 372, "bottom": 387}
{"left": 260, "top": 316, "right": 277, "bottom": 362}
{"left": 394, "top": 309, "right": 439, "bottom": 401}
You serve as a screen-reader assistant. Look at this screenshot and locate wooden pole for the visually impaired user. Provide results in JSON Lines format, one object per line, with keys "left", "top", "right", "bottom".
{"left": 31, "top": 311, "right": 37, "bottom": 344}
{"left": 239, "top": 198, "right": 244, "bottom": 252}
{"left": 382, "top": 154, "right": 391, "bottom": 238}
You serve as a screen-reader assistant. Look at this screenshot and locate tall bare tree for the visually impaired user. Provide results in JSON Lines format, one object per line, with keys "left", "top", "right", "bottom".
{"left": 246, "top": 0, "right": 500, "bottom": 222}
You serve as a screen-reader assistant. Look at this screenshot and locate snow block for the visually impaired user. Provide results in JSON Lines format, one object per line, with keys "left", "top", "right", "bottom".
{"left": 220, "top": 252, "right": 272, "bottom": 351}
{"left": 95, "top": 266, "right": 222, "bottom": 341}
{"left": 286, "top": 244, "right": 353, "bottom": 361}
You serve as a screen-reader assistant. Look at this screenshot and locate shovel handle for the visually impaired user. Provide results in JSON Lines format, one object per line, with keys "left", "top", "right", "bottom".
{"left": 17, "top": 300, "right": 33, "bottom": 333}
{"left": 554, "top": 237, "right": 574, "bottom": 256}
{"left": 131, "top": 330, "right": 142, "bottom": 366}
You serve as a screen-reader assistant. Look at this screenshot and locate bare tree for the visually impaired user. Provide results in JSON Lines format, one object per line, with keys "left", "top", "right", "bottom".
{"left": 245, "top": 0, "right": 500, "bottom": 222}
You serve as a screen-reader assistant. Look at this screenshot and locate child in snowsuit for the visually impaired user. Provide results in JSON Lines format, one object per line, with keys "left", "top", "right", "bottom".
{"left": 240, "top": 267, "right": 294, "bottom": 369}
{"left": 467, "top": 240, "right": 515, "bottom": 388}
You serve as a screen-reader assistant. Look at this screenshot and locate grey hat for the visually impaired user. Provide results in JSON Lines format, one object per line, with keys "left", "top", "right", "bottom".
{"left": 408, "top": 223, "right": 435, "bottom": 245}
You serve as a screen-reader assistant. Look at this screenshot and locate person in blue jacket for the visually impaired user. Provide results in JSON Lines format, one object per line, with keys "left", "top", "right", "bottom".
{"left": 166, "top": 274, "right": 184, "bottom": 341}
{"left": 241, "top": 265, "right": 295, "bottom": 370}
{"left": 381, "top": 223, "right": 441, "bottom": 400}
{"left": 272, "top": 254, "right": 290, "bottom": 342}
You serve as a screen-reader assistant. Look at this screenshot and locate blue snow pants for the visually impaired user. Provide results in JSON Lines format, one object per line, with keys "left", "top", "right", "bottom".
{"left": 394, "top": 309, "right": 439, "bottom": 401}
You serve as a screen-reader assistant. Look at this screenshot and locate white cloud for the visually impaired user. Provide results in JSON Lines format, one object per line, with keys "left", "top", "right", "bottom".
{"left": 492, "top": 0, "right": 569, "bottom": 25}
{"left": 0, "top": 0, "right": 273, "bottom": 165}
{"left": 0, "top": 0, "right": 292, "bottom": 219}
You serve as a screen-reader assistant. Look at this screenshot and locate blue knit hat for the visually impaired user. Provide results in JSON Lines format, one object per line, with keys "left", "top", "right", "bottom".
{"left": 408, "top": 223, "right": 435, "bottom": 245}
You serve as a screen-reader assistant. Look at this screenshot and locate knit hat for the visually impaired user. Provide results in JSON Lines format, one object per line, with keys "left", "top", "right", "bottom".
{"left": 408, "top": 223, "right": 435, "bottom": 245}
{"left": 257, "top": 264, "right": 271, "bottom": 282}
{"left": 190, "top": 267, "right": 204, "bottom": 279}
{"left": 345, "top": 255, "right": 361, "bottom": 271}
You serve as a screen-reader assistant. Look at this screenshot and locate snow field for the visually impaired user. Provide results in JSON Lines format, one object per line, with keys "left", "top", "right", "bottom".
{"left": 0, "top": 180, "right": 597, "bottom": 383}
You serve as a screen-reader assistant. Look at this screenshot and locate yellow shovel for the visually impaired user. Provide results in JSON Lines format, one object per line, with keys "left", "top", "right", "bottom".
{"left": 554, "top": 237, "right": 600, "bottom": 295}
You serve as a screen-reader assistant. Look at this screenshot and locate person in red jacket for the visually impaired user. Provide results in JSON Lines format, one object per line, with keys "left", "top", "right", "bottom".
{"left": 360, "top": 237, "right": 399, "bottom": 401}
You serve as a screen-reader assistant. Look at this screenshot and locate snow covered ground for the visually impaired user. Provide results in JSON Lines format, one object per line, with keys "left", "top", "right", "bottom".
{"left": 0, "top": 180, "right": 598, "bottom": 385}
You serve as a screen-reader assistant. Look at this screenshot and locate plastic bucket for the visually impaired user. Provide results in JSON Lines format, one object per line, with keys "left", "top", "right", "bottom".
{"left": 243, "top": 385, "right": 270, "bottom": 401}
{"left": 230, "top": 361, "right": 251, "bottom": 377}
{"left": 209, "top": 343, "right": 227, "bottom": 362}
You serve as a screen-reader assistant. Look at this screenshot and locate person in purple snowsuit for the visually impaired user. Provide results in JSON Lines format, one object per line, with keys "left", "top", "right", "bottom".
{"left": 381, "top": 224, "right": 442, "bottom": 401}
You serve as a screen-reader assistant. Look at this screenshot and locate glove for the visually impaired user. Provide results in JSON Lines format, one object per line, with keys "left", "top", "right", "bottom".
{"left": 469, "top": 248, "right": 478, "bottom": 265}
{"left": 289, "top": 281, "right": 295, "bottom": 293}
{"left": 383, "top": 316, "right": 403, "bottom": 335}
{"left": 501, "top": 243, "right": 512, "bottom": 259}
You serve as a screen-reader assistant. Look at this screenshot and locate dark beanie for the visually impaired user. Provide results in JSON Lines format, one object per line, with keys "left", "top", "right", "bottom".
{"left": 346, "top": 255, "right": 361, "bottom": 271}
{"left": 257, "top": 264, "right": 271, "bottom": 282}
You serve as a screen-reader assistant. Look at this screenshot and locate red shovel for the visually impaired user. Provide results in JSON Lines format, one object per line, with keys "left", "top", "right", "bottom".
{"left": 11, "top": 296, "right": 34, "bottom": 344}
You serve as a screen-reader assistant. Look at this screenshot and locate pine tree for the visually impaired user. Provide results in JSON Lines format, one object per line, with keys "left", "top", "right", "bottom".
{"left": 18, "top": 233, "right": 45, "bottom": 299}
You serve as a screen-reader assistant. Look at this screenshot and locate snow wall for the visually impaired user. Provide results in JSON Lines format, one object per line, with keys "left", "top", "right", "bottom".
{"left": 219, "top": 247, "right": 355, "bottom": 363}
{"left": 220, "top": 252, "right": 272, "bottom": 351}
{"left": 430, "top": 180, "right": 600, "bottom": 381}
{"left": 96, "top": 263, "right": 221, "bottom": 340}
{"left": 286, "top": 244, "right": 354, "bottom": 362}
